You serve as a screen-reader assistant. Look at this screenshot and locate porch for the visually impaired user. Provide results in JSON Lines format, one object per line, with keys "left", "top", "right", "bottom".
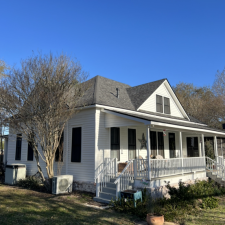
{"left": 94, "top": 109, "right": 225, "bottom": 203}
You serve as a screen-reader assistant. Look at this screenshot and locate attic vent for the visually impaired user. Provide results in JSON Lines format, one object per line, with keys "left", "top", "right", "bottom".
{"left": 116, "top": 88, "right": 119, "bottom": 98}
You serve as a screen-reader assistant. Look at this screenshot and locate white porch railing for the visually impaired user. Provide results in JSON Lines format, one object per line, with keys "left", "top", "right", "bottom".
{"left": 94, "top": 158, "right": 111, "bottom": 178}
{"left": 206, "top": 156, "right": 225, "bottom": 179}
{"left": 136, "top": 157, "right": 206, "bottom": 179}
{"left": 95, "top": 158, "right": 117, "bottom": 197}
{"left": 114, "top": 160, "right": 134, "bottom": 198}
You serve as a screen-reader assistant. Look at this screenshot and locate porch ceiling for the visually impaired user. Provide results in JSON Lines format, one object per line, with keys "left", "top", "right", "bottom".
{"left": 103, "top": 108, "right": 225, "bottom": 137}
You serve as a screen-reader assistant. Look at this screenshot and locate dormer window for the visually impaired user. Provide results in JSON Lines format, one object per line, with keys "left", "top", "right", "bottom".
{"left": 156, "top": 95, "right": 171, "bottom": 114}
{"left": 156, "top": 95, "right": 163, "bottom": 113}
{"left": 164, "top": 97, "right": 170, "bottom": 114}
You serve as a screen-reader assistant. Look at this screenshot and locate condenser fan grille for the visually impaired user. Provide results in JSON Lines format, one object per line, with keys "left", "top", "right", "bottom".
{"left": 58, "top": 178, "right": 69, "bottom": 191}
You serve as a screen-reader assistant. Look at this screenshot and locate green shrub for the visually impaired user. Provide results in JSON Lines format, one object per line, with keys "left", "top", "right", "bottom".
{"left": 16, "top": 176, "right": 43, "bottom": 191}
{"left": 201, "top": 197, "right": 218, "bottom": 209}
{"left": 110, "top": 180, "right": 223, "bottom": 223}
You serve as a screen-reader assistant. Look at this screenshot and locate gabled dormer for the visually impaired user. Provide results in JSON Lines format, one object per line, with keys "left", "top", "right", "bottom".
{"left": 137, "top": 80, "right": 189, "bottom": 120}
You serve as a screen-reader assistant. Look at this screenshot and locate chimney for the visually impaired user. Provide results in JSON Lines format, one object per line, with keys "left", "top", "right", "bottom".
{"left": 116, "top": 88, "right": 119, "bottom": 98}
{"left": 222, "top": 124, "right": 225, "bottom": 129}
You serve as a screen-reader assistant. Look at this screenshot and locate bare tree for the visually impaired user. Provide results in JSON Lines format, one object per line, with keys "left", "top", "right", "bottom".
{"left": 0, "top": 59, "right": 9, "bottom": 78}
{"left": 213, "top": 69, "right": 225, "bottom": 98}
{"left": 174, "top": 82, "right": 225, "bottom": 129}
{"left": 0, "top": 53, "right": 89, "bottom": 183}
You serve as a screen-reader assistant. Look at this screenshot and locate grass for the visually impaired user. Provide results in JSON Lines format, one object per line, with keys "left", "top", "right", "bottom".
{"left": 0, "top": 183, "right": 138, "bottom": 225}
{"left": 185, "top": 196, "right": 225, "bottom": 225}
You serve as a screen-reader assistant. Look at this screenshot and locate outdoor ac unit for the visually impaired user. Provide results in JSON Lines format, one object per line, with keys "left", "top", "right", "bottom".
{"left": 52, "top": 175, "right": 73, "bottom": 195}
{"left": 5, "top": 164, "right": 26, "bottom": 185}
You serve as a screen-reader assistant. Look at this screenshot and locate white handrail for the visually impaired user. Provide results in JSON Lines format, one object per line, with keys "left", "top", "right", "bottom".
{"left": 95, "top": 158, "right": 117, "bottom": 197}
{"left": 95, "top": 158, "right": 115, "bottom": 180}
{"left": 114, "top": 160, "right": 134, "bottom": 199}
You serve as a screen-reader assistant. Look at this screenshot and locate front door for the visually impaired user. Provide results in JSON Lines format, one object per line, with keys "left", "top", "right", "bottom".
{"left": 128, "top": 129, "right": 136, "bottom": 160}
{"left": 169, "top": 133, "right": 176, "bottom": 158}
{"left": 187, "top": 137, "right": 199, "bottom": 157}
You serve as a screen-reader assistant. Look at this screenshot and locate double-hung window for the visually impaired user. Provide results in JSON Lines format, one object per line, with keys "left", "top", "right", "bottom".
{"left": 156, "top": 95, "right": 163, "bottom": 113}
{"left": 164, "top": 97, "right": 170, "bottom": 114}
{"left": 156, "top": 95, "right": 171, "bottom": 114}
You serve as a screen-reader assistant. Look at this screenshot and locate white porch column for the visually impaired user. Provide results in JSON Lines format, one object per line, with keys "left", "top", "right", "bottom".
{"left": 214, "top": 136, "right": 218, "bottom": 163}
{"left": 146, "top": 125, "right": 151, "bottom": 181}
{"left": 201, "top": 134, "right": 205, "bottom": 157}
{"left": 179, "top": 132, "right": 183, "bottom": 174}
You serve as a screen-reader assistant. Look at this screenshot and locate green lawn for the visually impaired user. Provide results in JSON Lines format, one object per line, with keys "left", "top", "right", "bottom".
{"left": 0, "top": 184, "right": 137, "bottom": 225}
{"left": 185, "top": 196, "right": 225, "bottom": 225}
{"left": 2, "top": 183, "right": 225, "bottom": 225}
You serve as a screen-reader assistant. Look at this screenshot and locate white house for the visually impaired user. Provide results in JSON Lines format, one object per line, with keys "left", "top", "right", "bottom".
{"left": 5, "top": 75, "right": 225, "bottom": 203}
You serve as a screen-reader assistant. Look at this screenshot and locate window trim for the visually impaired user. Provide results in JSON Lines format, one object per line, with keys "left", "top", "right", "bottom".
{"left": 71, "top": 126, "right": 82, "bottom": 163}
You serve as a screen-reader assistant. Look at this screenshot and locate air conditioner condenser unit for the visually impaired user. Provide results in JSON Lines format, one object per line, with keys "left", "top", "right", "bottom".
{"left": 52, "top": 175, "right": 73, "bottom": 194}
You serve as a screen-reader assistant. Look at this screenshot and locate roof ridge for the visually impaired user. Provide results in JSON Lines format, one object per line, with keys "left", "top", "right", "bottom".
{"left": 127, "top": 78, "right": 166, "bottom": 89}
{"left": 96, "top": 75, "right": 131, "bottom": 87}
{"left": 93, "top": 76, "right": 99, "bottom": 104}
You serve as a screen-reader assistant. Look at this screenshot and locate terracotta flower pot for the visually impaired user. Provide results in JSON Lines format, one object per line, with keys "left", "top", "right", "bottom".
{"left": 146, "top": 213, "right": 164, "bottom": 225}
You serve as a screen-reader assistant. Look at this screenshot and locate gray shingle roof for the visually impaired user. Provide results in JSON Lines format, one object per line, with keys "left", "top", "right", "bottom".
{"left": 78, "top": 75, "right": 206, "bottom": 126}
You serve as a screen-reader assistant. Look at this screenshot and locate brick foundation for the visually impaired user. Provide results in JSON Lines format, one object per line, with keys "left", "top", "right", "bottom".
{"left": 72, "top": 181, "right": 96, "bottom": 193}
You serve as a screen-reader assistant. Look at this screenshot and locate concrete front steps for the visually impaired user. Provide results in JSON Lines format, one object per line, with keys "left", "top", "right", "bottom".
{"left": 93, "top": 177, "right": 134, "bottom": 204}
{"left": 206, "top": 171, "right": 225, "bottom": 186}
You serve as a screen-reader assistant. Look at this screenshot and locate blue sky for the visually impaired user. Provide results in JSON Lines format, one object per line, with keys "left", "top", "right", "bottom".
{"left": 1, "top": 0, "right": 225, "bottom": 87}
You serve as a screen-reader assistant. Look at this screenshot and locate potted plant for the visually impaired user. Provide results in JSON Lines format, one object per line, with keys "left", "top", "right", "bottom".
{"left": 146, "top": 213, "right": 164, "bottom": 225}
{"left": 141, "top": 180, "right": 164, "bottom": 225}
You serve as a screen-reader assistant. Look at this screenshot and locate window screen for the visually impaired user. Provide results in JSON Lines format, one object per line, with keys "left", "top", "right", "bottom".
{"left": 15, "top": 134, "right": 22, "bottom": 160}
{"left": 71, "top": 127, "right": 82, "bottom": 162}
{"left": 164, "top": 97, "right": 170, "bottom": 114}
{"left": 156, "top": 95, "right": 163, "bottom": 113}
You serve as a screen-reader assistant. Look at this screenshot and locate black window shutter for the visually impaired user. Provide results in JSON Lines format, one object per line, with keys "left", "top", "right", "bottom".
{"left": 55, "top": 132, "right": 64, "bottom": 162}
{"left": 157, "top": 132, "right": 164, "bottom": 157}
{"left": 150, "top": 131, "right": 157, "bottom": 157}
{"left": 156, "top": 95, "right": 163, "bottom": 113}
{"left": 27, "top": 142, "right": 33, "bottom": 161}
{"left": 15, "top": 134, "right": 22, "bottom": 160}
{"left": 71, "top": 127, "right": 82, "bottom": 162}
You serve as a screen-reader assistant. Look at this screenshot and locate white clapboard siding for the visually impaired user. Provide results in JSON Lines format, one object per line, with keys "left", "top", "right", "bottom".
{"left": 138, "top": 82, "right": 184, "bottom": 118}
{"left": 105, "top": 113, "right": 143, "bottom": 128}
{"left": 95, "top": 109, "right": 110, "bottom": 170}
{"left": 7, "top": 131, "right": 67, "bottom": 177}
{"left": 67, "top": 108, "right": 95, "bottom": 182}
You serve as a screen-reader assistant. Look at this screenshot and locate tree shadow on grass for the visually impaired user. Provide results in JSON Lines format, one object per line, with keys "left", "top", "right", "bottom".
{"left": 0, "top": 185, "right": 136, "bottom": 225}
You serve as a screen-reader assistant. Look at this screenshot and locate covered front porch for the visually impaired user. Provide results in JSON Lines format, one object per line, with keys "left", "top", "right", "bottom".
{"left": 94, "top": 109, "right": 225, "bottom": 202}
